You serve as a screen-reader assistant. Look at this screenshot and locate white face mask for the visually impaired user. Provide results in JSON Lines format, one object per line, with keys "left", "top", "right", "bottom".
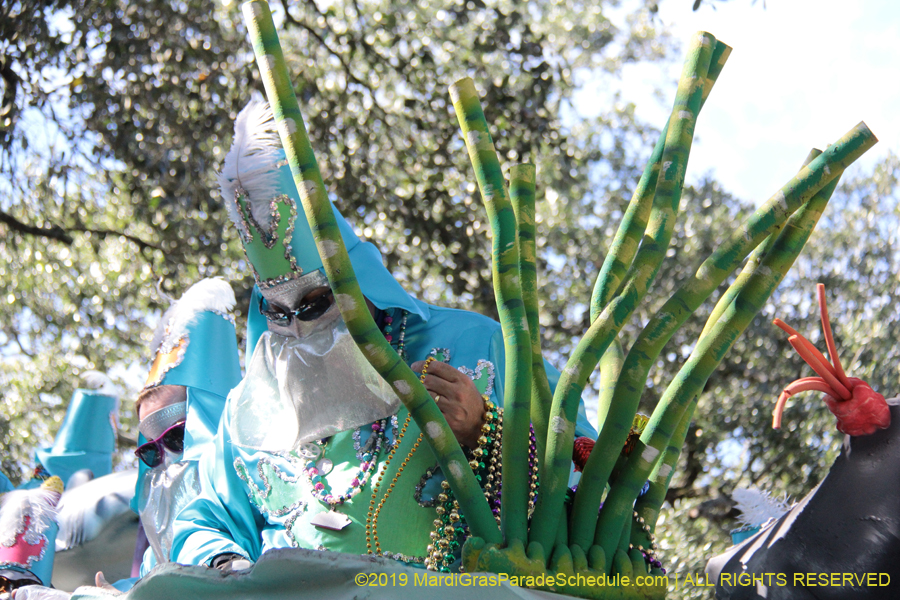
{"left": 228, "top": 306, "right": 401, "bottom": 452}
{"left": 138, "top": 456, "right": 199, "bottom": 565}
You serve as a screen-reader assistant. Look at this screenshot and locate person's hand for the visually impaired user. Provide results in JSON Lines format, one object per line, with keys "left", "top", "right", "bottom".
{"left": 94, "top": 572, "right": 120, "bottom": 594}
{"left": 411, "top": 360, "right": 485, "bottom": 449}
{"left": 210, "top": 552, "right": 253, "bottom": 572}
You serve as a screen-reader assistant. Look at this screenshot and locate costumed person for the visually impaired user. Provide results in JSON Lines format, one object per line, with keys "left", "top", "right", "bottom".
{"left": 0, "top": 373, "right": 119, "bottom": 597}
{"left": 0, "top": 477, "right": 64, "bottom": 598}
{"left": 111, "top": 277, "right": 242, "bottom": 589}
{"left": 172, "top": 100, "right": 597, "bottom": 572}
{"left": 14, "top": 280, "right": 241, "bottom": 598}
{"left": 23, "top": 374, "right": 119, "bottom": 491}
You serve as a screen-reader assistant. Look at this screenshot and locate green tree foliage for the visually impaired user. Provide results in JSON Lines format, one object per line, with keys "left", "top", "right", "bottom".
{"left": 0, "top": 0, "right": 666, "bottom": 479}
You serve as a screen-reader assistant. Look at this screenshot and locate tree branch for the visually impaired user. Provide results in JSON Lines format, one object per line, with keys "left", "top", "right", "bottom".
{"left": 69, "top": 227, "right": 162, "bottom": 252}
{"left": 0, "top": 208, "right": 74, "bottom": 243}
{"left": 0, "top": 210, "right": 161, "bottom": 251}
{"left": 280, "top": 0, "right": 392, "bottom": 122}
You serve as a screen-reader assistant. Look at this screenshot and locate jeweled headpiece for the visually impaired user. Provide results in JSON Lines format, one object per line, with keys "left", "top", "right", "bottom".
{"left": 0, "top": 476, "right": 64, "bottom": 587}
{"left": 218, "top": 100, "right": 426, "bottom": 316}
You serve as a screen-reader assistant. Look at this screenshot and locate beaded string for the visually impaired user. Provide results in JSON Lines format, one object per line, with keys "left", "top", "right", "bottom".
{"left": 423, "top": 400, "right": 493, "bottom": 571}
{"left": 365, "top": 355, "right": 434, "bottom": 555}
{"left": 424, "top": 396, "right": 540, "bottom": 571}
{"left": 382, "top": 309, "right": 408, "bottom": 361}
{"left": 302, "top": 419, "right": 387, "bottom": 508}
{"left": 630, "top": 510, "right": 664, "bottom": 573}
{"left": 301, "top": 309, "right": 408, "bottom": 511}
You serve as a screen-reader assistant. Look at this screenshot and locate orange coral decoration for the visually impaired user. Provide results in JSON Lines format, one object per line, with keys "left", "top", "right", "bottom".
{"left": 773, "top": 283, "right": 891, "bottom": 436}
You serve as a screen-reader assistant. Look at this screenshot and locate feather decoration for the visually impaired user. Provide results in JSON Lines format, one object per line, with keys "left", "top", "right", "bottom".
{"left": 218, "top": 99, "right": 283, "bottom": 236}
{"left": 80, "top": 371, "right": 119, "bottom": 397}
{"left": 150, "top": 278, "right": 237, "bottom": 354}
{"left": 0, "top": 478, "right": 63, "bottom": 547}
{"left": 732, "top": 487, "right": 791, "bottom": 528}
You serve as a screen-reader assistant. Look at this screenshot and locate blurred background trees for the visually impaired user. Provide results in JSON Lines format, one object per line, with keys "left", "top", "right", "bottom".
{"left": 1, "top": 0, "right": 898, "bottom": 596}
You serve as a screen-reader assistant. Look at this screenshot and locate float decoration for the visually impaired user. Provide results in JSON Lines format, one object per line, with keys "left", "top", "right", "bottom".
{"left": 240, "top": 2, "right": 877, "bottom": 597}
{"left": 772, "top": 283, "right": 891, "bottom": 436}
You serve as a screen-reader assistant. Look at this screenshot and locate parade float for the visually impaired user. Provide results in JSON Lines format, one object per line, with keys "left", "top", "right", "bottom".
{"left": 2, "top": 1, "right": 881, "bottom": 597}
{"left": 706, "top": 286, "right": 899, "bottom": 600}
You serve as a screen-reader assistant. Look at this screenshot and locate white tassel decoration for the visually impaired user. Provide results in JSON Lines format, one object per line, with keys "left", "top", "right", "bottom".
{"left": 732, "top": 487, "right": 791, "bottom": 528}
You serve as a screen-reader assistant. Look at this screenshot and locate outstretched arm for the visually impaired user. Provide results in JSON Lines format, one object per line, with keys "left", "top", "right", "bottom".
{"left": 171, "top": 411, "right": 262, "bottom": 567}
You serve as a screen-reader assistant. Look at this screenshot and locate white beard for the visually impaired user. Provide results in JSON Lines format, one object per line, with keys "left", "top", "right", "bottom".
{"left": 228, "top": 308, "right": 400, "bottom": 452}
{"left": 138, "top": 458, "right": 200, "bottom": 564}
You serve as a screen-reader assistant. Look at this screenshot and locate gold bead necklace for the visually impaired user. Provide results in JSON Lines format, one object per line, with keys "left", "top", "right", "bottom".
{"left": 365, "top": 356, "right": 435, "bottom": 555}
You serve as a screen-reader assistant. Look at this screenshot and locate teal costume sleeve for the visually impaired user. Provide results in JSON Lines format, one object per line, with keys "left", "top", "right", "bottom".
{"left": 0, "top": 471, "right": 12, "bottom": 493}
{"left": 111, "top": 577, "right": 139, "bottom": 592}
{"left": 171, "top": 412, "right": 263, "bottom": 567}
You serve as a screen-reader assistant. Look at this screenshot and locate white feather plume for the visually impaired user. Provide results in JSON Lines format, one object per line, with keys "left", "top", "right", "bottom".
{"left": 0, "top": 486, "right": 61, "bottom": 547}
{"left": 732, "top": 488, "right": 791, "bottom": 527}
{"left": 218, "top": 99, "right": 283, "bottom": 234}
{"left": 80, "top": 371, "right": 119, "bottom": 397}
{"left": 150, "top": 277, "right": 237, "bottom": 354}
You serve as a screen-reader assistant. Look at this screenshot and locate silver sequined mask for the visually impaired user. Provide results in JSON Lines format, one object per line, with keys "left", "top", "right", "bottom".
{"left": 229, "top": 306, "right": 401, "bottom": 451}
{"left": 137, "top": 455, "right": 200, "bottom": 565}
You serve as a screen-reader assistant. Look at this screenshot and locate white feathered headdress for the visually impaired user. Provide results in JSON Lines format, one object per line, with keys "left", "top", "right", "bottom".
{"left": 150, "top": 277, "right": 236, "bottom": 356}
{"left": 218, "top": 99, "right": 283, "bottom": 238}
{"left": 0, "top": 477, "right": 63, "bottom": 548}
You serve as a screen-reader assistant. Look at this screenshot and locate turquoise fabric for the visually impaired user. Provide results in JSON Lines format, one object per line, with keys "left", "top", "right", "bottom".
{"left": 129, "top": 434, "right": 149, "bottom": 515}
{"left": 34, "top": 389, "right": 117, "bottom": 486}
{"left": 128, "top": 299, "right": 243, "bottom": 580}
{"left": 30, "top": 519, "right": 60, "bottom": 586}
{"left": 157, "top": 312, "right": 242, "bottom": 402}
{"left": 0, "top": 471, "right": 11, "bottom": 493}
{"left": 172, "top": 302, "right": 597, "bottom": 568}
{"left": 246, "top": 155, "right": 427, "bottom": 324}
{"left": 113, "top": 576, "right": 139, "bottom": 592}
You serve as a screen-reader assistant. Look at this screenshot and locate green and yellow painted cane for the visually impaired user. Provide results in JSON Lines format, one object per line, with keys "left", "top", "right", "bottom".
{"left": 238, "top": 4, "right": 879, "bottom": 596}
{"left": 595, "top": 145, "right": 856, "bottom": 559}
{"left": 241, "top": 0, "right": 500, "bottom": 544}
{"left": 509, "top": 163, "right": 554, "bottom": 465}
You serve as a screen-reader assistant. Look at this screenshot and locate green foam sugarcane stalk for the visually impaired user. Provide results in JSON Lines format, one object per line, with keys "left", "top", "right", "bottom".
{"left": 509, "top": 164, "right": 553, "bottom": 461}
{"left": 628, "top": 149, "right": 817, "bottom": 554}
{"left": 529, "top": 31, "right": 717, "bottom": 552}
{"left": 589, "top": 40, "right": 731, "bottom": 321}
{"left": 594, "top": 153, "right": 859, "bottom": 558}
{"left": 242, "top": 0, "right": 500, "bottom": 544}
{"left": 589, "top": 124, "right": 666, "bottom": 320}
{"left": 451, "top": 78, "right": 533, "bottom": 545}
{"left": 629, "top": 155, "right": 823, "bottom": 555}
{"left": 698, "top": 149, "right": 821, "bottom": 339}
{"left": 629, "top": 402, "right": 696, "bottom": 565}
{"left": 587, "top": 41, "right": 730, "bottom": 443}
{"left": 572, "top": 121, "right": 877, "bottom": 550}
{"left": 595, "top": 338, "right": 625, "bottom": 433}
